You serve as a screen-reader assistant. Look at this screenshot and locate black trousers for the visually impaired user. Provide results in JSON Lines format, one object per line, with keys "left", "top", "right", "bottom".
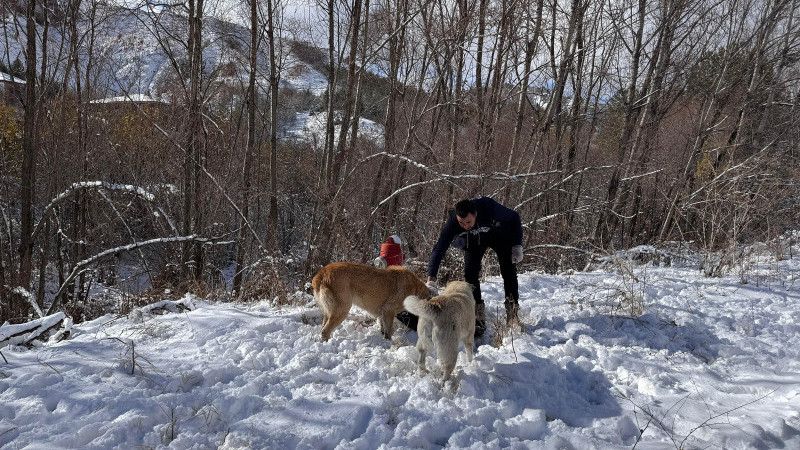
{"left": 397, "top": 241, "right": 520, "bottom": 331}
{"left": 464, "top": 241, "right": 519, "bottom": 306}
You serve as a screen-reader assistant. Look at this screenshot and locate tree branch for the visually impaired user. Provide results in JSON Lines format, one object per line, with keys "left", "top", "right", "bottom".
{"left": 30, "top": 181, "right": 156, "bottom": 244}
{"left": 45, "top": 235, "right": 227, "bottom": 316}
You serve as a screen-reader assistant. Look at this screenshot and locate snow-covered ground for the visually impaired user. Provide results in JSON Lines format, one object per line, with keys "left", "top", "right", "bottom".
{"left": 2, "top": 243, "right": 800, "bottom": 449}
{"left": 282, "top": 54, "right": 329, "bottom": 96}
{"left": 285, "top": 111, "right": 385, "bottom": 148}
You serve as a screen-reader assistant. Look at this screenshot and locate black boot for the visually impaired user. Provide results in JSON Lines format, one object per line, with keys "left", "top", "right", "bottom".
{"left": 396, "top": 311, "right": 418, "bottom": 331}
{"left": 505, "top": 298, "right": 523, "bottom": 331}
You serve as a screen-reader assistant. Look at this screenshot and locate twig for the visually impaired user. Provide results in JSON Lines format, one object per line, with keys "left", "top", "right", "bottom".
{"left": 678, "top": 389, "right": 777, "bottom": 449}
{"left": 30, "top": 181, "right": 156, "bottom": 244}
{"left": 509, "top": 321, "right": 518, "bottom": 363}
{"left": 37, "top": 354, "right": 61, "bottom": 374}
{"left": 618, "top": 390, "right": 687, "bottom": 449}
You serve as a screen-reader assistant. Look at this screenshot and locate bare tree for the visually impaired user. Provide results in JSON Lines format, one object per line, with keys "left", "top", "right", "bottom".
{"left": 16, "top": 0, "right": 39, "bottom": 322}
{"left": 266, "top": 0, "right": 281, "bottom": 249}
{"left": 593, "top": 0, "right": 649, "bottom": 249}
{"left": 233, "top": 0, "right": 259, "bottom": 294}
{"left": 179, "top": 0, "right": 206, "bottom": 279}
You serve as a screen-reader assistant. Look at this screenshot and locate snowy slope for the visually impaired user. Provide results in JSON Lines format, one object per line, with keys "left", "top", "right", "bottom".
{"left": 285, "top": 111, "right": 385, "bottom": 148}
{"left": 2, "top": 245, "right": 800, "bottom": 449}
{"left": 1, "top": 7, "right": 329, "bottom": 98}
{"left": 2, "top": 8, "right": 390, "bottom": 147}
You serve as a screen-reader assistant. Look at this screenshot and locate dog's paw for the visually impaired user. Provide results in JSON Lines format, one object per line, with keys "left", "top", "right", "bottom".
{"left": 443, "top": 376, "right": 460, "bottom": 393}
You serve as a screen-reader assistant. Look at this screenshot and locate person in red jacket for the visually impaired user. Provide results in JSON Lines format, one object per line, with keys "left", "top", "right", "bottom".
{"left": 427, "top": 197, "right": 524, "bottom": 336}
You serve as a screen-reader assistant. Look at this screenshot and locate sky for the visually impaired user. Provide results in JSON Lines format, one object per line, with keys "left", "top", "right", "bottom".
{"left": 2, "top": 240, "right": 800, "bottom": 449}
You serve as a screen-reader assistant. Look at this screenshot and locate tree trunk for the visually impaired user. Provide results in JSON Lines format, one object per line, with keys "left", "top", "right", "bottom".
{"left": 481, "top": 0, "right": 513, "bottom": 173}
{"left": 18, "top": 0, "right": 39, "bottom": 321}
{"left": 267, "top": 0, "right": 280, "bottom": 252}
{"left": 721, "top": 0, "right": 786, "bottom": 166}
{"left": 309, "top": 0, "right": 341, "bottom": 268}
{"left": 474, "top": 0, "right": 487, "bottom": 183}
{"left": 593, "top": 0, "right": 646, "bottom": 249}
{"left": 504, "top": 0, "right": 544, "bottom": 204}
{"left": 323, "top": 0, "right": 337, "bottom": 186}
{"left": 332, "top": 0, "right": 363, "bottom": 182}
{"left": 70, "top": 0, "right": 89, "bottom": 304}
{"left": 233, "top": 0, "right": 258, "bottom": 294}
{"left": 446, "top": 0, "right": 469, "bottom": 208}
{"left": 182, "top": 0, "right": 204, "bottom": 279}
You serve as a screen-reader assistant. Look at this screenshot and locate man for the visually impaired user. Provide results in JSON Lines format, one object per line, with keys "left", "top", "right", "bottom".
{"left": 427, "top": 197, "right": 524, "bottom": 336}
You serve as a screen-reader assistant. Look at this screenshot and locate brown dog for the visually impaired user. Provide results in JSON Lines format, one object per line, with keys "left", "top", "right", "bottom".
{"left": 312, "top": 262, "right": 429, "bottom": 341}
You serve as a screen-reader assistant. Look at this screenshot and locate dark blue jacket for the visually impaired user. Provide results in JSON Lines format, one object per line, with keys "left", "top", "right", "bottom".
{"left": 427, "top": 197, "right": 522, "bottom": 278}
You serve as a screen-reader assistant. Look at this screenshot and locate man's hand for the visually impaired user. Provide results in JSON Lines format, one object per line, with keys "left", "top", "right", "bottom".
{"left": 426, "top": 280, "right": 438, "bottom": 297}
{"left": 511, "top": 245, "right": 524, "bottom": 264}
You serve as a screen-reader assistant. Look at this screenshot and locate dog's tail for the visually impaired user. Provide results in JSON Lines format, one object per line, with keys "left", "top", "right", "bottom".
{"left": 403, "top": 295, "right": 441, "bottom": 319}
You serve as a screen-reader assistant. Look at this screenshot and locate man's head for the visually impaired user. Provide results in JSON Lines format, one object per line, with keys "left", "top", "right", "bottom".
{"left": 454, "top": 199, "right": 477, "bottom": 230}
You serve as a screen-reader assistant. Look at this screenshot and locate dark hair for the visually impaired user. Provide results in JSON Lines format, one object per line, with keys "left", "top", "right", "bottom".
{"left": 454, "top": 199, "right": 476, "bottom": 218}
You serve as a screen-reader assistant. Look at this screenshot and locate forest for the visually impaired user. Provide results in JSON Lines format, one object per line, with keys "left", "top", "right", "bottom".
{"left": 1, "top": 0, "right": 798, "bottom": 324}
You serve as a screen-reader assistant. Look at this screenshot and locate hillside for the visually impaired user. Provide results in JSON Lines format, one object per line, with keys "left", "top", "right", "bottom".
{"left": 2, "top": 6, "right": 326, "bottom": 94}
{"left": 2, "top": 242, "right": 799, "bottom": 448}
{"left": 1, "top": 4, "right": 387, "bottom": 145}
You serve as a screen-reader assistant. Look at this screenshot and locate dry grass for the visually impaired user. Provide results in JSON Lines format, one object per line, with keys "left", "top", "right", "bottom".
{"left": 490, "top": 305, "right": 508, "bottom": 348}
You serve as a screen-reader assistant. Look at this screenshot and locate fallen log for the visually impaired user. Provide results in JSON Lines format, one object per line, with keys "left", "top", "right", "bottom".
{"left": 0, "top": 313, "right": 72, "bottom": 349}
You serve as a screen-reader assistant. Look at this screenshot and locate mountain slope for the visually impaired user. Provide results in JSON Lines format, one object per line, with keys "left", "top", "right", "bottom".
{"left": 2, "top": 245, "right": 799, "bottom": 448}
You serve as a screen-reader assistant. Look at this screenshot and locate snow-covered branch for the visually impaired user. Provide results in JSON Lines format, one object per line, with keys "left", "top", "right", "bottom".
{"left": 9, "top": 286, "right": 43, "bottom": 319}
{"left": 683, "top": 139, "right": 777, "bottom": 205}
{"left": 348, "top": 153, "right": 613, "bottom": 218}
{"left": 528, "top": 203, "right": 600, "bottom": 227}
{"left": 337, "top": 152, "right": 446, "bottom": 203}
{"left": 0, "top": 312, "right": 70, "bottom": 349}
{"left": 619, "top": 169, "right": 663, "bottom": 183}
{"left": 31, "top": 181, "right": 157, "bottom": 244}
{"left": 514, "top": 166, "right": 615, "bottom": 211}
{"left": 45, "top": 235, "right": 226, "bottom": 316}
{"left": 369, "top": 179, "right": 443, "bottom": 216}
{"left": 97, "top": 190, "right": 155, "bottom": 287}
{"left": 527, "top": 244, "right": 597, "bottom": 255}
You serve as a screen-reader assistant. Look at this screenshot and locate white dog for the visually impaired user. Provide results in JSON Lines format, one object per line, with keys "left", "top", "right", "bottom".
{"left": 403, "top": 280, "right": 476, "bottom": 381}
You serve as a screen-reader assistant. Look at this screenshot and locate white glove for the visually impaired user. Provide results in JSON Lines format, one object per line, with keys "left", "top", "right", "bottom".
{"left": 426, "top": 280, "right": 438, "bottom": 297}
{"left": 511, "top": 245, "right": 524, "bottom": 264}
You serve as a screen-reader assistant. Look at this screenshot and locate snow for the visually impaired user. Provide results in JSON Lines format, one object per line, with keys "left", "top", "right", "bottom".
{"left": 285, "top": 111, "right": 385, "bottom": 148}
{"left": 9, "top": 287, "right": 42, "bottom": 319}
{"left": 0, "top": 71, "right": 25, "bottom": 84}
{"left": 2, "top": 244, "right": 800, "bottom": 449}
{"left": 282, "top": 54, "right": 329, "bottom": 96}
{"left": 0, "top": 313, "right": 68, "bottom": 348}
{"left": 89, "top": 94, "right": 168, "bottom": 104}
